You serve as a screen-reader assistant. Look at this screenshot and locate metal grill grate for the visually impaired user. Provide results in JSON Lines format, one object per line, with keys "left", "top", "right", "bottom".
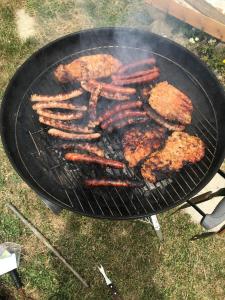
{"left": 14, "top": 45, "right": 218, "bottom": 219}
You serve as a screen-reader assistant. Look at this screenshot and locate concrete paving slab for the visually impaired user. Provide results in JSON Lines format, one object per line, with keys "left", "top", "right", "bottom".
{"left": 183, "top": 173, "right": 225, "bottom": 231}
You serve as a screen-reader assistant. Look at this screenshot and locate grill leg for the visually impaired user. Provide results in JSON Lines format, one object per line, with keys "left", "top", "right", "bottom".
{"left": 140, "top": 215, "right": 163, "bottom": 241}
{"left": 150, "top": 215, "right": 163, "bottom": 241}
{"left": 39, "top": 197, "right": 63, "bottom": 215}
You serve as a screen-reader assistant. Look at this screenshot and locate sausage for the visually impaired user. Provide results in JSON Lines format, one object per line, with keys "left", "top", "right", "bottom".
{"left": 89, "top": 85, "right": 102, "bottom": 125}
{"left": 112, "top": 67, "right": 159, "bottom": 81}
{"left": 113, "top": 71, "right": 160, "bottom": 86}
{"left": 48, "top": 128, "right": 101, "bottom": 140}
{"left": 31, "top": 88, "right": 83, "bottom": 102}
{"left": 98, "top": 101, "right": 143, "bottom": 123}
{"left": 39, "top": 117, "right": 93, "bottom": 133}
{"left": 144, "top": 106, "right": 185, "bottom": 131}
{"left": 107, "top": 117, "right": 149, "bottom": 132}
{"left": 81, "top": 80, "right": 136, "bottom": 95}
{"left": 100, "top": 90, "right": 130, "bottom": 101}
{"left": 33, "top": 102, "right": 87, "bottom": 111}
{"left": 57, "top": 143, "right": 105, "bottom": 157}
{"left": 81, "top": 81, "right": 131, "bottom": 101}
{"left": 84, "top": 179, "right": 144, "bottom": 188}
{"left": 101, "top": 110, "right": 147, "bottom": 129}
{"left": 116, "top": 58, "right": 156, "bottom": 74}
{"left": 36, "top": 109, "right": 84, "bottom": 120}
{"left": 65, "top": 153, "right": 125, "bottom": 169}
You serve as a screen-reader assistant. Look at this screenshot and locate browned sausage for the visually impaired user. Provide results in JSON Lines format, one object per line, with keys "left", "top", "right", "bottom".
{"left": 81, "top": 80, "right": 136, "bottom": 95}
{"left": 144, "top": 106, "right": 185, "bottom": 131}
{"left": 48, "top": 128, "right": 101, "bottom": 140}
{"left": 39, "top": 117, "right": 93, "bottom": 133}
{"left": 33, "top": 102, "right": 87, "bottom": 111}
{"left": 113, "top": 71, "right": 160, "bottom": 86}
{"left": 81, "top": 81, "right": 131, "bottom": 101}
{"left": 65, "top": 153, "right": 125, "bottom": 169}
{"left": 116, "top": 58, "right": 156, "bottom": 74}
{"left": 31, "top": 88, "right": 83, "bottom": 102}
{"left": 101, "top": 110, "right": 147, "bottom": 129}
{"left": 112, "top": 67, "right": 159, "bottom": 81}
{"left": 37, "top": 109, "right": 84, "bottom": 120}
{"left": 89, "top": 85, "right": 102, "bottom": 125}
{"left": 100, "top": 90, "right": 130, "bottom": 101}
{"left": 84, "top": 179, "right": 144, "bottom": 187}
{"left": 57, "top": 143, "right": 105, "bottom": 157}
{"left": 107, "top": 117, "right": 149, "bottom": 132}
{"left": 98, "top": 101, "right": 143, "bottom": 123}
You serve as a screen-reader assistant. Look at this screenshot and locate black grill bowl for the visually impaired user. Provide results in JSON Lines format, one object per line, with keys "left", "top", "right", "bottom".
{"left": 1, "top": 27, "right": 225, "bottom": 219}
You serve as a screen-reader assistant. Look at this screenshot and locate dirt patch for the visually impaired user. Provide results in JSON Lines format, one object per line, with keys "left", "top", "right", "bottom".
{"left": 26, "top": 287, "right": 44, "bottom": 300}
{"left": 80, "top": 220, "right": 93, "bottom": 236}
{"left": 35, "top": 8, "right": 93, "bottom": 44}
{"left": 48, "top": 214, "right": 67, "bottom": 234}
{"left": 111, "top": 223, "right": 133, "bottom": 240}
{"left": 16, "top": 9, "right": 36, "bottom": 40}
{"left": 21, "top": 234, "right": 47, "bottom": 263}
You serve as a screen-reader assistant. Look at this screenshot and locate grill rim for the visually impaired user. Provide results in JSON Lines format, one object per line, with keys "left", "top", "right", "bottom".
{"left": 1, "top": 27, "right": 225, "bottom": 219}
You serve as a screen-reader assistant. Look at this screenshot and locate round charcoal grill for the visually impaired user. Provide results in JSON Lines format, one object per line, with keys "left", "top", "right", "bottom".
{"left": 1, "top": 28, "right": 225, "bottom": 219}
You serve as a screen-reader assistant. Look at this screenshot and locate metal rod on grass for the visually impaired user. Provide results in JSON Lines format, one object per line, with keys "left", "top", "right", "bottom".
{"left": 6, "top": 203, "right": 89, "bottom": 288}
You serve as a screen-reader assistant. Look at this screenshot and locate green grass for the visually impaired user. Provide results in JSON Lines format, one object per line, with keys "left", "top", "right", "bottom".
{"left": 0, "top": 1, "right": 225, "bottom": 299}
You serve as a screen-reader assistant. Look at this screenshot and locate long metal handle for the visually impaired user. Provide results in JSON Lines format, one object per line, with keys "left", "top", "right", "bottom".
{"left": 201, "top": 197, "right": 225, "bottom": 229}
{"left": 6, "top": 203, "right": 89, "bottom": 288}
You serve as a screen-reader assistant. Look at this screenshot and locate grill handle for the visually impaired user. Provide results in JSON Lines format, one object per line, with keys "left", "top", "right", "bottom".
{"left": 201, "top": 196, "right": 225, "bottom": 229}
{"left": 107, "top": 283, "right": 122, "bottom": 300}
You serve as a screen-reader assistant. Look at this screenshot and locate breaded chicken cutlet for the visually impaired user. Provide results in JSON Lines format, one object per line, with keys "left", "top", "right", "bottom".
{"left": 141, "top": 131, "right": 205, "bottom": 182}
{"left": 149, "top": 81, "right": 193, "bottom": 125}
{"left": 122, "top": 126, "right": 166, "bottom": 167}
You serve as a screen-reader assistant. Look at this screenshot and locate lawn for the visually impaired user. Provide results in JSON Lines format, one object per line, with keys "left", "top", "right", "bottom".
{"left": 0, "top": 1, "right": 225, "bottom": 299}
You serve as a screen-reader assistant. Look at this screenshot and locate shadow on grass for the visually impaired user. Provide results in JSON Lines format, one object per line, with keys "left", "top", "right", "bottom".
{"left": 47, "top": 212, "right": 165, "bottom": 300}
{"left": 0, "top": 281, "right": 16, "bottom": 300}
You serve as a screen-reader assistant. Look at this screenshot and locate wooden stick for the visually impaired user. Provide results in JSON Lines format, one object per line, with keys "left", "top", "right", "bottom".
{"left": 146, "top": 0, "right": 225, "bottom": 42}
{"left": 185, "top": 0, "right": 225, "bottom": 25}
{"left": 6, "top": 203, "right": 89, "bottom": 288}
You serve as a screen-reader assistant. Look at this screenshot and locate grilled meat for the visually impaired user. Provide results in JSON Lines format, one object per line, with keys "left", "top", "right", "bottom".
{"left": 48, "top": 129, "right": 100, "bottom": 140}
{"left": 84, "top": 179, "right": 144, "bottom": 188}
{"left": 149, "top": 81, "right": 193, "bottom": 125}
{"left": 122, "top": 126, "right": 166, "bottom": 167}
{"left": 88, "top": 85, "right": 102, "bottom": 128}
{"left": 65, "top": 153, "right": 125, "bottom": 169}
{"left": 57, "top": 143, "right": 105, "bottom": 157}
{"left": 37, "top": 109, "right": 84, "bottom": 121}
{"left": 112, "top": 57, "right": 159, "bottom": 85}
{"left": 99, "top": 90, "right": 131, "bottom": 101}
{"left": 98, "top": 101, "right": 143, "bottom": 124}
{"left": 31, "top": 88, "right": 83, "bottom": 102}
{"left": 33, "top": 102, "right": 87, "bottom": 111}
{"left": 144, "top": 105, "right": 185, "bottom": 131}
{"left": 81, "top": 80, "right": 134, "bottom": 101}
{"left": 112, "top": 69, "right": 156, "bottom": 81}
{"left": 100, "top": 110, "right": 147, "bottom": 130}
{"left": 81, "top": 80, "right": 131, "bottom": 100}
{"left": 113, "top": 68, "right": 160, "bottom": 86}
{"left": 54, "top": 54, "right": 122, "bottom": 82}
{"left": 107, "top": 117, "right": 148, "bottom": 132}
{"left": 39, "top": 117, "right": 93, "bottom": 133}
{"left": 141, "top": 131, "right": 205, "bottom": 182}
{"left": 116, "top": 58, "right": 156, "bottom": 75}
{"left": 81, "top": 79, "right": 136, "bottom": 95}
